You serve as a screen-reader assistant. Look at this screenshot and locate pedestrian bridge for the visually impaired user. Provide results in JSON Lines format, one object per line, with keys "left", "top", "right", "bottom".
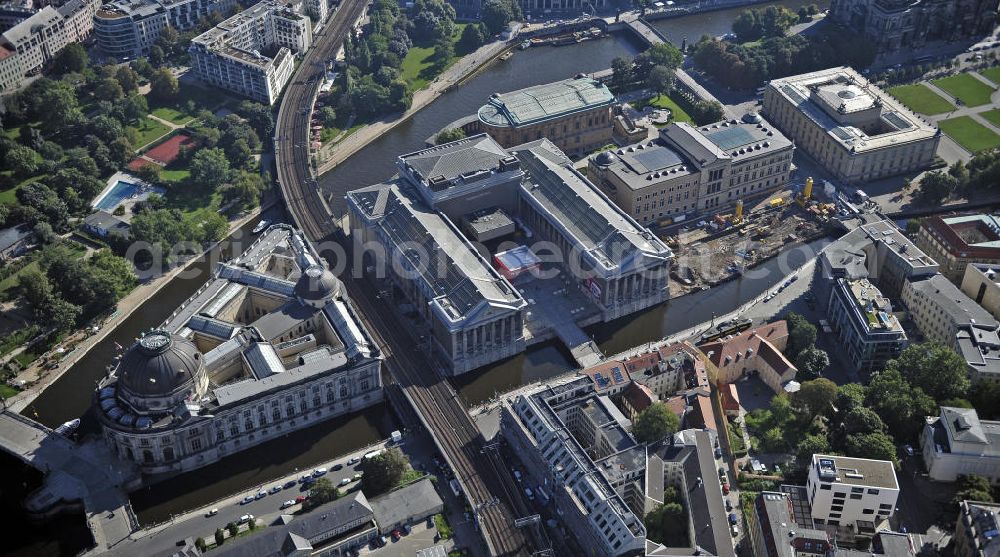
{"left": 0, "top": 410, "right": 139, "bottom": 552}
{"left": 624, "top": 17, "right": 669, "bottom": 47}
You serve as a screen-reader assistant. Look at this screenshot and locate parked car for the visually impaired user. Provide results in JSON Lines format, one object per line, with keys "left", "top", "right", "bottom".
{"left": 391, "top": 530, "right": 401, "bottom": 541}
{"left": 313, "top": 467, "right": 327, "bottom": 477}
{"left": 255, "top": 490, "right": 267, "bottom": 500}
{"left": 525, "top": 487, "right": 534, "bottom": 500}
{"left": 718, "top": 467, "right": 726, "bottom": 477}
{"left": 332, "top": 463, "right": 343, "bottom": 471}
{"left": 206, "top": 508, "right": 218, "bottom": 517}
{"left": 731, "top": 525, "right": 739, "bottom": 537}
{"left": 513, "top": 469, "right": 522, "bottom": 482}
{"left": 722, "top": 483, "right": 730, "bottom": 495}
{"left": 241, "top": 496, "right": 254, "bottom": 505}
{"left": 347, "top": 456, "right": 360, "bottom": 465}
{"left": 295, "top": 495, "right": 308, "bottom": 503}
{"left": 268, "top": 485, "right": 282, "bottom": 494}
{"left": 353, "top": 473, "right": 363, "bottom": 481}
{"left": 281, "top": 499, "right": 295, "bottom": 509}
{"left": 239, "top": 514, "right": 254, "bottom": 524}
{"left": 729, "top": 513, "right": 738, "bottom": 525}
{"left": 283, "top": 480, "right": 297, "bottom": 490}
{"left": 725, "top": 499, "right": 733, "bottom": 512}
{"left": 339, "top": 478, "right": 351, "bottom": 486}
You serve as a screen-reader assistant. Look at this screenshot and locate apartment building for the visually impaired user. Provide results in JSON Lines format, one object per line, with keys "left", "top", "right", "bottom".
{"left": 954, "top": 500, "right": 1000, "bottom": 557}
{"left": 748, "top": 491, "right": 832, "bottom": 557}
{"left": 1, "top": 6, "right": 67, "bottom": 74}
{"left": 588, "top": 112, "right": 794, "bottom": 227}
{"left": 807, "top": 455, "right": 900, "bottom": 530}
{"left": 94, "top": 0, "right": 239, "bottom": 58}
{"left": 698, "top": 320, "right": 798, "bottom": 394}
{"left": 764, "top": 67, "right": 940, "bottom": 184}
{"left": 827, "top": 278, "right": 907, "bottom": 373}
{"left": 901, "top": 273, "right": 1000, "bottom": 382}
{"left": 188, "top": 0, "right": 306, "bottom": 104}
{"left": 58, "top": 0, "right": 99, "bottom": 42}
{"left": 922, "top": 406, "right": 1000, "bottom": 484}
{"left": 462, "top": 76, "right": 616, "bottom": 159}
{"left": 916, "top": 214, "right": 1000, "bottom": 285}
{"left": 500, "top": 376, "right": 735, "bottom": 557}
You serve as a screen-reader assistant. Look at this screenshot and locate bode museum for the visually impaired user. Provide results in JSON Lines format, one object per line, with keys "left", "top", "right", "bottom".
{"left": 93, "top": 225, "right": 384, "bottom": 475}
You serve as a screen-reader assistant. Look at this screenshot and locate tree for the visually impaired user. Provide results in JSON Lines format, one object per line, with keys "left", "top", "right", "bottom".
{"left": 795, "top": 433, "right": 830, "bottom": 465}
{"left": 691, "top": 100, "right": 725, "bottom": 125}
{"left": 632, "top": 402, "right": 680, "bottom": 443}
{"left": 37, "top": 80, "right": 82, "bottom": 133}
{"left": 760, "top": 426, "right": 786, "bottom": 452}
{"left": 33, "top": 222, "right": 56, "bottom": 244}
{"left": 611, "top": 56, "right": 634, "bottom": 91}
{"left": 226, "top": 522, "right": 238, "bottom": 536}
{"left": 646, "top": 65, "right": 674, "bottom": 99}
{"left": 885, "top": 342, "right": 970, "bottom": 402}
{"left": 195, "top": 537, "right": 207, "bottom": 552}
{"left": 969, "top": 380, "right": 1000, "bottom": 420}
{"left": 303, "top": 478, "right": 340, "bottom": 510}
{"left": 845, "top": 431, "right": 897, "bottom": 465}
{"left": 842, "top": 406, "right": 886, "bottom": 435}
{"left": 644, "top": 501, "right": 688, "bottom": 546}
{"left": 792, "top": 378, "right": 838, "bottom": 418}
{"left": 131, "top": 57, "right": 155, "bottom": 79}
{"left": 190, "top": 148, "right": 231, "bottom": 190}
{"left": 916, "top": 171, "right": 957, "bottom": 204}
{"left": 222, "top": 170, "right": 264, "bottom": 211}
{"left": 436, "top": 128, "right": 466, "bottom": 144}
{"left": 458, "top": 22, "right": 486, "bottom": 53}
{"left": 214, "top": 528, "right": 225, "bottom": 546}
{"left": 639, "top": 43, "right": 684, "bottom": 71}
{"left": 150, "top": 68, "right": 179, "bottom": 102}
{"left": 794, "top": 346, "right": 829, "bottom": 378}
{"left": 954, "top": 474, "right": 994, "bottom": 504}
{"left": 784, "top": 312, "right": 817, "bottom": 360}
{"left": 865, "top": 368, "right": 936, "bottom": 442}
{"left": 52, "top": 43, "right": 88, "bottom": 74}
{"left": 319, "top": 107, "right": 337, "bottom": 128}
{"left": 237, "top": 101, "right": 275, "bottom": 137}
{"left": 95, "top": 77, "right": 125, "bottom": 102}
{"left": 481, "top": 0, "right": 520, "bottom": 36}
{"left": 116, "top": 66, "right": 141, "bottom": 93}
{"left": 360, "top": 447, "right": 408, "bottom": 495}
{"left": 6, "top": 144, "right": 38, "bottom": 178}
{"left": 199, "top": 212, "right": 229, "bottom": 243}
{"left": 20, "top": 126, "right": 43, "bottom": 150}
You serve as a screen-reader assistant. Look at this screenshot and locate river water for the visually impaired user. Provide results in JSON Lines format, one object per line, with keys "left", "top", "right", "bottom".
{"left": 648, "top": 0, "right": 831, "bottom": 44}
{"left": 23, "top": 1, "right": 833, "bottom": 531}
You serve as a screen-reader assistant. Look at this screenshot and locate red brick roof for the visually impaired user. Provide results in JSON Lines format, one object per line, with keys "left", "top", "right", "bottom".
{"left": 622, "top": 382, "right": 656, "bottom": 415}
{"left": 580, "top": 359, "right": 630, "bottom": 391}
{"left": 923, "top": 215, "right": 1000, "bottom": 259}
{"left": 699, "top": 320, "right": 789, "bottom": 368}
{"left": 721, "top": 383, "right": 740, "bottom": 412}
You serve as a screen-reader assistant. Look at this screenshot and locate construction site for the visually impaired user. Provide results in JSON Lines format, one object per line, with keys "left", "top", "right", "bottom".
{"left": 666, "top": 179, "right": 834, "bottom": 297}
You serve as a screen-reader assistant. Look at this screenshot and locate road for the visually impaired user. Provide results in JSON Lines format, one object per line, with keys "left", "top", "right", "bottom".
{"left": 105, "top": 440, "right": 392, "bottom": 556}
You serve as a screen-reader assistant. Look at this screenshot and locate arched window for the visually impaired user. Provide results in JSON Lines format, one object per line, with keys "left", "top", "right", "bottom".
{"left": 163, "top": 447, "right": 175, "bottom": 461}
{"left": 143, "top": 450, "right": 154, "bottom": 464}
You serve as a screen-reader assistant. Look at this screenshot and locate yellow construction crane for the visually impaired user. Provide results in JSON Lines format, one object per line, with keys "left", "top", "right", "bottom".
{"left": 798, "top": 177, "right": 814, "bottom": 206}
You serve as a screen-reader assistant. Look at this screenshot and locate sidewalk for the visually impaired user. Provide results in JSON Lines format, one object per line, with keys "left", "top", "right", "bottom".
{"left": 314, "top": 40, "right": 510, "bottom": 174}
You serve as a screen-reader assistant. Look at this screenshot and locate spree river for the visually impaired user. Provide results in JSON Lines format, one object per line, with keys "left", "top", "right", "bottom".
{"left": 25, "top": 0, "right": 831, "bottom": 533}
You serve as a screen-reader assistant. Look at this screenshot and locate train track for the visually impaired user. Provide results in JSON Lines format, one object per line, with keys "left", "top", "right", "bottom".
{"left": 274, "top": 0, "right": 366, "bottom": 241}
{"left": 274, "top": 3, "right": 535, "bottom": 555}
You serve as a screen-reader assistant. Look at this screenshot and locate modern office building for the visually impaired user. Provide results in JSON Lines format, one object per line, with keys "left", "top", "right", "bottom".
{"left": 954, "top": 500, "right": 1000, "bottom": 557}
{"left": 500, "top": 376, "right": 734, "bottom": 557}
{"left": 916, "top": 214, "right": 1000, "bottom": 285}
{"left": 94, "top": 0, "right": 240, "bottom": 58}
{"left": 93, "top": 225, "right": 383, "bottom": 475}
{"left": 827, "top": 278, "right": 907, "bottom": 373}
{"left": 764, "top": 67, "right": 940, "bottom": 184}
{"left": 807, "top": 455, "right": 900, "bottom": 531}
{"left": 922, "top": 406, "right": 1000, "bottom": 484}
{"left": 828, "top": 0, "right": 998, "bottom": 53}
{"left": 347, "top": 135, "right": 671, "bottom": 375}
{"left": 189, "top": 0, "right": 306, "bottom": 104}
{"left": 461, "top": 76, "right": 616, "bottom": 159}
{"left": 818, "top": 219, "right": 938, "bottom": 301}
{"left": 588, "top": 112, "right": 794, "bottom": 227}
{"left": 747, "top": 491, "right": 832, "bottom": 557}
{"left": 962, "top": 263, "right": 1000, "bottom": 321}
{"left": 698, "top": 320, "right": 798, "bottom": 394}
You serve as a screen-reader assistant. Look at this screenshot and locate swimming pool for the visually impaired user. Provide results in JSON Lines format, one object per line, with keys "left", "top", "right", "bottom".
{"left": 93, "top": 181, "right": 140, "bottom": 211}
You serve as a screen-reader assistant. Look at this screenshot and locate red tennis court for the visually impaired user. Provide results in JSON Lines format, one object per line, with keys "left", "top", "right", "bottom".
{"left": 143, "top": 133, "right": 196, "bottom": 165}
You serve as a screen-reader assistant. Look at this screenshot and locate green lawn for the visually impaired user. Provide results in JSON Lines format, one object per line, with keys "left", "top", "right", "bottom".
{"left": 939, "top": 116, "right": 1000, "bottom": 152}
{"left": 979, "top": 67, "right": 1000, "bottom": 86}
{"left": 159, "top": 168, "right": 190, "bottom": 183}
{"left": 932, "top": 73, "right": 996, "bottom": 107}
{"left": 635, "top": 94, "right": 693, "bottom": 124}
{"left": 130, "top": 117, "right": 173, "bottom": 148}
{"left": 400, "top": 23, "right": 468, "bottom": 90}
{"left": 151, "top": 106, "right": 195, "bottom": 125}
{"left": 980, "top": 109, "right": 1000, "bottom": 129}
{"left": 0, "top": 384, "right": 19, "bottom": 400}
{"left": 887, "top": 84, "right": 955, "bottom": 115}
{"left": 0, "top": 174, "right": 49, "bottom": 206}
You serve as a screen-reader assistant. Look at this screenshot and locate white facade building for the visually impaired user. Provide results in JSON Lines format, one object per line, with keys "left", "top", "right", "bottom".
{"left": 806, "top": 455, "right": 900, "bottom": 530}
{"left": 94, "top": 0, "right": 239, "bottom": 58}
{"left": 922, "top": 406, "right": 1000, "bottom": 485}
{"left": 94, "top": 225, "right": 383, "bottom": 475}
{"left": 188, "top": 1, "right": 306, "bottom": 104}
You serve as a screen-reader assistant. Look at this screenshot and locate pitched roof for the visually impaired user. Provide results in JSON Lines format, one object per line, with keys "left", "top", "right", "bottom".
{"left": 400, "top": 134, "right": 509, "bottom": 183}
{"left": 700, "top": 320, "right": 789, "bottom": 367}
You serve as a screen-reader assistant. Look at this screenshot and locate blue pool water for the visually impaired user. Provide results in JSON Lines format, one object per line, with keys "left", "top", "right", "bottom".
{"left": 93, "top": 181, "right": 140, "bottom": 211}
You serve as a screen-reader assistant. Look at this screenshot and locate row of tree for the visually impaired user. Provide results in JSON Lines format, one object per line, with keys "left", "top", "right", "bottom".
{"left": 917, "top": 148, "right": 1000, "bottom": 204}
{"left": 690, "top": 24, "right": 876, "bottom": 90}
